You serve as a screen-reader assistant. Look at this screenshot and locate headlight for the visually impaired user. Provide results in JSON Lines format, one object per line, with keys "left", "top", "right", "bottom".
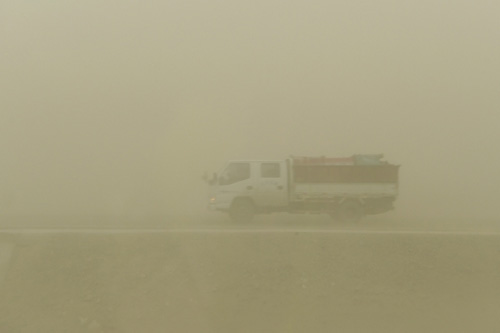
{"left": 210, "top": 196, "right": 216, "bottom": 203}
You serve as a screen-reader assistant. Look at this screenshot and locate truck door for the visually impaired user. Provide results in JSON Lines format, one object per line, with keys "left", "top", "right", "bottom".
{"left": 254, "top": 161, "right": 288, "bottom": 208}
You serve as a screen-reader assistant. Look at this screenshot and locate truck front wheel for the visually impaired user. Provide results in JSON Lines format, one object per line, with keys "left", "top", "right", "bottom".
{"left": 229, "top": 200, "right": 255, "bottom": 223}
{"left": 337, "top": 200, "right": 364, "bottom": 223}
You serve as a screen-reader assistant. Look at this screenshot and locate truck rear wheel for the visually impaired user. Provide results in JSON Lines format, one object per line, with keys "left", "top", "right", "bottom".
{"left": 229, "top": 200, "right": 255, "bottom": 223}
{"left": 337, "top": 200, "right": 364, "bottom": 223}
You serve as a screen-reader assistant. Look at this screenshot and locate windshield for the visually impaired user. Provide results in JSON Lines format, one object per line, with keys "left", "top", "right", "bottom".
{"left": 1, "top": 1, "right": 499, "bottom": 332}
{"left": 218, "top": 163, "right": 251, "bottom": 185}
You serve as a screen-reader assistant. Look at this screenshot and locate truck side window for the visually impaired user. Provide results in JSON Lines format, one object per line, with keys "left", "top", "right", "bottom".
{"left": 261, "top": 163, "right": 280, "bottom": 178}
{"left": 219, "top": 163, "right": 250, "bottom": 185}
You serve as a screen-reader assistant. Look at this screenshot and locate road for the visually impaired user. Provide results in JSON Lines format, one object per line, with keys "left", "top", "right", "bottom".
{"left": 0, "top": 213, "right": 499, "bottom": 231}
{"left": 0, "top": 215, "right": 499, "bottom": 332}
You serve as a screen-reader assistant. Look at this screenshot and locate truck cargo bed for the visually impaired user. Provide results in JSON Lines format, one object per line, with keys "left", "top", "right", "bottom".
{"left": 290, "top": 156, "right": 399, "bottom": 202}
{"left": 293, "top": 183, "right": 398, "bottom": 201}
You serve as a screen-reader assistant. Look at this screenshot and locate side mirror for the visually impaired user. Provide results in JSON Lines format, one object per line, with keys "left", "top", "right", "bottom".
{"left": 209, "top": 173, "right": 218, "bottom": 185}
{"left": 203, "top": 172, "right": 218, "bottom": 184}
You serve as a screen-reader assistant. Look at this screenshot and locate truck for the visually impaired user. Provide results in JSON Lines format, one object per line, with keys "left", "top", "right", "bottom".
{"left": 206, "top": 155, "right": 400, "bottom": 223}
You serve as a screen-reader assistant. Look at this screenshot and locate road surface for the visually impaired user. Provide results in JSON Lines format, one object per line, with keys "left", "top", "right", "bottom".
{"left": 0, "top": 215, "right": 499, "bottom": 332}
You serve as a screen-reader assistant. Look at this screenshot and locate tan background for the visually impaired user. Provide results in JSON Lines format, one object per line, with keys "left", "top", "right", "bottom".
{"left": 1, "top": 0, "right": 499, "bottom": 219}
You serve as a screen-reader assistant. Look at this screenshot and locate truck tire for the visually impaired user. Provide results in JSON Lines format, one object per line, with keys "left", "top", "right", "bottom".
{"left": 229, "top": 199, "right": 255, "bottom": 223}
{"left": 337, "top": 200, "right": 364, "bottom": 223}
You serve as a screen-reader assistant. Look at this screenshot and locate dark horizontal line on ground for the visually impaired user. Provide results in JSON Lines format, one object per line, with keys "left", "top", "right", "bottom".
{"left": 1, "top": 228, "right": 500, "bottom": 236}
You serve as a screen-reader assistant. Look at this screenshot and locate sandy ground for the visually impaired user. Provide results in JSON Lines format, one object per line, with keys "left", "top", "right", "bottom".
{"left": 0, "top": 215, "right": 499, "bottom": 332}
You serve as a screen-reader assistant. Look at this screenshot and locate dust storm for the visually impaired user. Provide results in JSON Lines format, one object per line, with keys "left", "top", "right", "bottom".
{"left": 0, "top": 1, "right": 499, "bottom": 332}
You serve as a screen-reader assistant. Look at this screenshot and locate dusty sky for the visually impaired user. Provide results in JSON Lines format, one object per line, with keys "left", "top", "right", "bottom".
{"left": 1, "top": 0, "right": 499, "bottom": 218}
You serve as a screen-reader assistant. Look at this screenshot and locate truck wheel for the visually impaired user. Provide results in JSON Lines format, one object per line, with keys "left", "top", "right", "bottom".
{"left": 337, "top": 200, "right": 364, "bottom": 223}
{"left": 229, "top": 200, "right": 255, "bottom": 223}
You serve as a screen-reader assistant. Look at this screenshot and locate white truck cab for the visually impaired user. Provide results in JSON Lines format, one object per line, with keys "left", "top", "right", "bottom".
{"left": 209, "top": 161, "right": 288, "bottom": 217}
